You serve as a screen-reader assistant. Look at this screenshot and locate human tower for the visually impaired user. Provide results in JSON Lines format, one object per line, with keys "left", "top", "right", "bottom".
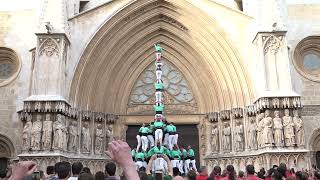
{"left": 131, "top": 44, "right": 197, "bottom": 175}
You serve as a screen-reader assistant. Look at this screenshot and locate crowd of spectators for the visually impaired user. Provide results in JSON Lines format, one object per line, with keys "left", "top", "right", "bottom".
{"left": 2, "top": 140, "right": 320, "bottom": 180}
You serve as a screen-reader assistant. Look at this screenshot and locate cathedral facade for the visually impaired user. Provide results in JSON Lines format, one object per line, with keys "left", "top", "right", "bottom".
{"left": 1, "top": 0, "right": 320, "bottom": 173}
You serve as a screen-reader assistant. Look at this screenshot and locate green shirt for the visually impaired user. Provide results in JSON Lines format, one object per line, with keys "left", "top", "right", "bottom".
{"left": 166, "top": 125, "right": 176, "bottom": 132}
{"left": 147, "top": 126, "right": 153, "bottom": 134}
{"left": 154, "top": 44, "right": 162, "bottom": 52}
{"left": 154, "top": 121, "right": 164, "bottom": 128}
{"left": 140, "top": 127, "right": 149, "bottom": 134}
{"left": 188, "top": 149, "right": 195, "bottom": 157}
{"left": 154, "top": 82, "right": 163, "bottom": 90}
{"left": 171, "top": 150, "right": 181, "bottom": 159}
{"left": 135, "top": 152, "right": 145, "bottom": 161}
{"left": 131, "top": 149, "right": 136, "bottom": 157}
{"left": 154, "top": 104, "right": 164, "bottom": 112}
{"left": 181, "top": 149, "right": 187, "bottom": 158}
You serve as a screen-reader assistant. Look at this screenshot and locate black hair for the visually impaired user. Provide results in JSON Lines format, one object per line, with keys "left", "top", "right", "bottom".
{"left": 173, "top": 167, "right": 180, "bottom": 176}
{"left": 72, "top": 162, "right": 83, "bottom": 175}
{"left": 46, "top": 165, "right": 55, "bottom": 175}
{"left": 56, "top": 161, "right": 71, "bottom": 179}
{"left": 296, "top": 171, "right": 307, "bottom": 180}
{"left": 105, "top": 162, "right": 116, "bottom": 176}
{"left": 226, "top": 165, "right": 236, "bottom": 180}
{"left": 246, "top": 165, "right": 255, "bottom": 175}
{"left": 79, "top": 172, "right": 94, "bottom": 180}
{"left": 82, "top": 167, "right": 91, "bottom": 174}
{"left": 94, "top": 171, "right": 105, "bottom": 180}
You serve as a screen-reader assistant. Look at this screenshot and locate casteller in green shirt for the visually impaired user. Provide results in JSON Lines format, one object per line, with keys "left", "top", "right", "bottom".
{"left": 154, "top": 121, "right": 164, "bottom": 128}
{"left": 188, "top": 148, "right": 195, "bottom": 157}
{"left": 170, "top": 150, "right": 181, "bottom": 159}
{"left": 154, "top": 82, "right": 163, "bottom": 90}
{"left": 154, "top": 44, "right": 163, "bottom": 52}
{"left": 135, "top": 152, "right": 145, "bottom": 161}
{"left": 154, "top": 104, "right": 164, "bottom": 112}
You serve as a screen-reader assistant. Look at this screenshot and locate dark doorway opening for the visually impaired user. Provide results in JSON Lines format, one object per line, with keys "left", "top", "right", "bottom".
{"left": 316, "top": 151, "right": 320, "bottom": 169}
{"left": 0, "top": 158, "right": 8, "bottom": 174}
{"left": 126, "top": 124, "right": 200, "bottom": 168}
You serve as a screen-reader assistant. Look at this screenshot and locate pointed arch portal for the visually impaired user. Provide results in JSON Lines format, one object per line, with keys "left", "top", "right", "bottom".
{"left": 70, "top": 0, "right": 255, "bottom": 119}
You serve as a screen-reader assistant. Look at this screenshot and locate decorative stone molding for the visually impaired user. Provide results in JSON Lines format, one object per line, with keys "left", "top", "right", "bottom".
{"left": 219, "top": 110, "right": 231, "bottom": 121}
{"left": 263, "top": 35, "right": 283, "bottom": 54}
{"left": 38, "top": 37, "right": 60, "bottom": 57}
{"left": 0, "top": 47, "right": 21, "bottom": 87}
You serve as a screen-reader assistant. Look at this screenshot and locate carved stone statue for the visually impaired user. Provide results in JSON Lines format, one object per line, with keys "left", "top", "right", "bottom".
{"left": 256, "top": 113, "right": 264, "bottom": 148}
{"left": 68, "top": 120, "right": 78, "bottom": 151}
{"left": 106, "top": 125, "right": 113, "bottom": 145}
{"left": 211, "top": 124, "right": 219, "bottom": 152}
{"left": 273, "top": 110, "right": 284, "bottom": 146}
{"left": 283, "top": 109, "right": 295, "bottom": 146}
{"left": 31, "top": 114, "right": 42, "bottom": 150}
{"left": 234, "top": 120, "right": 244, "bottom": 151}
{"left": 53, "top": 114, "right": 67, "bottom": 150}
{"left": 22, "top": 113, "right": 32, "bottom": 150}
{"left": 42, "top": 114, "right": 53, "bottom": 150}
{"left": 223, "top": 123, "right": 231, "bottom": 151}
{"left": 262, "top": 110, "right": 274, "bottom": 146}
{"left": 82, "top": 121, "right": 91, "bottom": 152}
{"left": 95, "top": 123, "right": 104, "bottom": 154}
{"left": 248, "top": 117, "right": 257, "bottom": 149}
{"left": 293, "top": 110, "right": 305, "bottom": 146}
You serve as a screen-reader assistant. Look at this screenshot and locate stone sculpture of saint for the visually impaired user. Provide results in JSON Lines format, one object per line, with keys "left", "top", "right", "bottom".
{"left": 293, "top": 110, "right": 305, "bottom": 146}
{"left": 234, "top": 121, "right": 244, "bottom": 151}
{"left": 53, "top": 114, "right": 66, "bottom": 150}
{"left": 31, "top": 114, "right": 42, "bottom": 150}
{"left": 248, "top": 117, "right": 257, "bottom": 149}
{"left": 211, "top": 124, "right": 219, "bottom": 152}
{"left": 283, "top": 109, "right": 295, "bottom": 146}
{"left": 82, "top": 121, "right": 91, "bottom": 153}
{"left": 262, "top": 110, "right": 274, "bottom": 146}
{"left": 106, "top": 125, "right": 113, "bottom": 145}
{"left": 22, "top": 113, "right": 32, "bottom": 150}
{"left": 223, "top": 123, "right": 231, "bottom": 151}
{"left": 42, "top": 114, "right": 53, "bottom": 150}
{"left": 95, "top": 123, "right": 104, "bottom": 154}
{"left": 68, "top": 120, "right": 78, "bottom": 151}
{"left": 256, "top": 113, "right": 264, "bottom": 148}
{"left": 273, "top": 110, "right": 284, "bottom": 147}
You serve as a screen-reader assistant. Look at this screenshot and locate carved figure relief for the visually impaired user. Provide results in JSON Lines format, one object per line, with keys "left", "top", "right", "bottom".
{"left": 264, "top": 35, "right": 282, "bottom": 54}
{"left": 106, "top": 125, "right": 113, "bottom": 146}
{"left": 42, "top": 114, "right": 53, "bottom": 150}
{"left": 95, "top": 123, "right": 104, "bottom": 154}
{"left": 248, "top": 117, "right": 257, "bottom": 149}
{"left": 273, "top": 111, "right": 284, "bottom": 146}
{"left": 82, "top": 121, "right": 91, "bottom": 153}
{"left": 256, "top": 113, "right": 264, "bottom": 148}
{"left": 211, "top": 124, "right": 219, "bottom": 152}
{"left": 234, "top": 120, "right": 244, "bottom": 151}
{"left": 53, "top": 114, "right": 67, "bottom": 150}
{"left": 262, "top": 110, "right": 274, "bottom": 146}
{"left": 31, "top": 114, "right": 42, "bottom": 150}
{"left": 68, "top": 120, "right": 78, "bottom": 151}
{"left": 293, "top": 110, "right": 305, "bottom": 146}
{"left": 283, "top": 109, "right": 295, "bottom": 146}
{"left": 223, "top": 123, "right": 231, "bottom": 151}
{"left": 22, "top": 113, "right": 32, "bottom": 150}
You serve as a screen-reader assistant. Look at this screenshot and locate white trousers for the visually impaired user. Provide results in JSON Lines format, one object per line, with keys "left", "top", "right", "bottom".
{"left": 147, "top": 135, "right": 155, "bottom": 147}
{"left": 141, "top": 136, "right": 149, "bottom": 152}
{"left": 155, "top": 91, "right": 162, "bottom": 103}
{"left": 156, "top": 70, "right": 162, "bottom": 81}
{"left": 184, "top": 159, "right": 196, "bottom": 174}
{"left": 168, "top": 134, "right": 176, "bottom": 150}
{"left": 163, "top": 133, "right": 169, "bottom": 146}
{"left": 155, "top": 129, "right": 163, "bottom": 145}
{"left": 136, "top": 135, "right": 141, "bottom": 152}
{"left": 174, "top": 134, "right": 179, "bottom": 145}
{"left": 179, "top": 160, "right": 184, "bottom": 173}
{"left": 153, "top": 157, "right": 167, "bottom": 173}
{"left": 135, "top": 161, "right": 147, "bottom": 171}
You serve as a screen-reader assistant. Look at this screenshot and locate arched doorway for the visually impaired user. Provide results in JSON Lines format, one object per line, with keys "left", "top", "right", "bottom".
{"left": 69, "top": 0, "right": 255, "bottom": 164}
{"left": 0, "top": 134, "right": 15, "bottom": 173}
